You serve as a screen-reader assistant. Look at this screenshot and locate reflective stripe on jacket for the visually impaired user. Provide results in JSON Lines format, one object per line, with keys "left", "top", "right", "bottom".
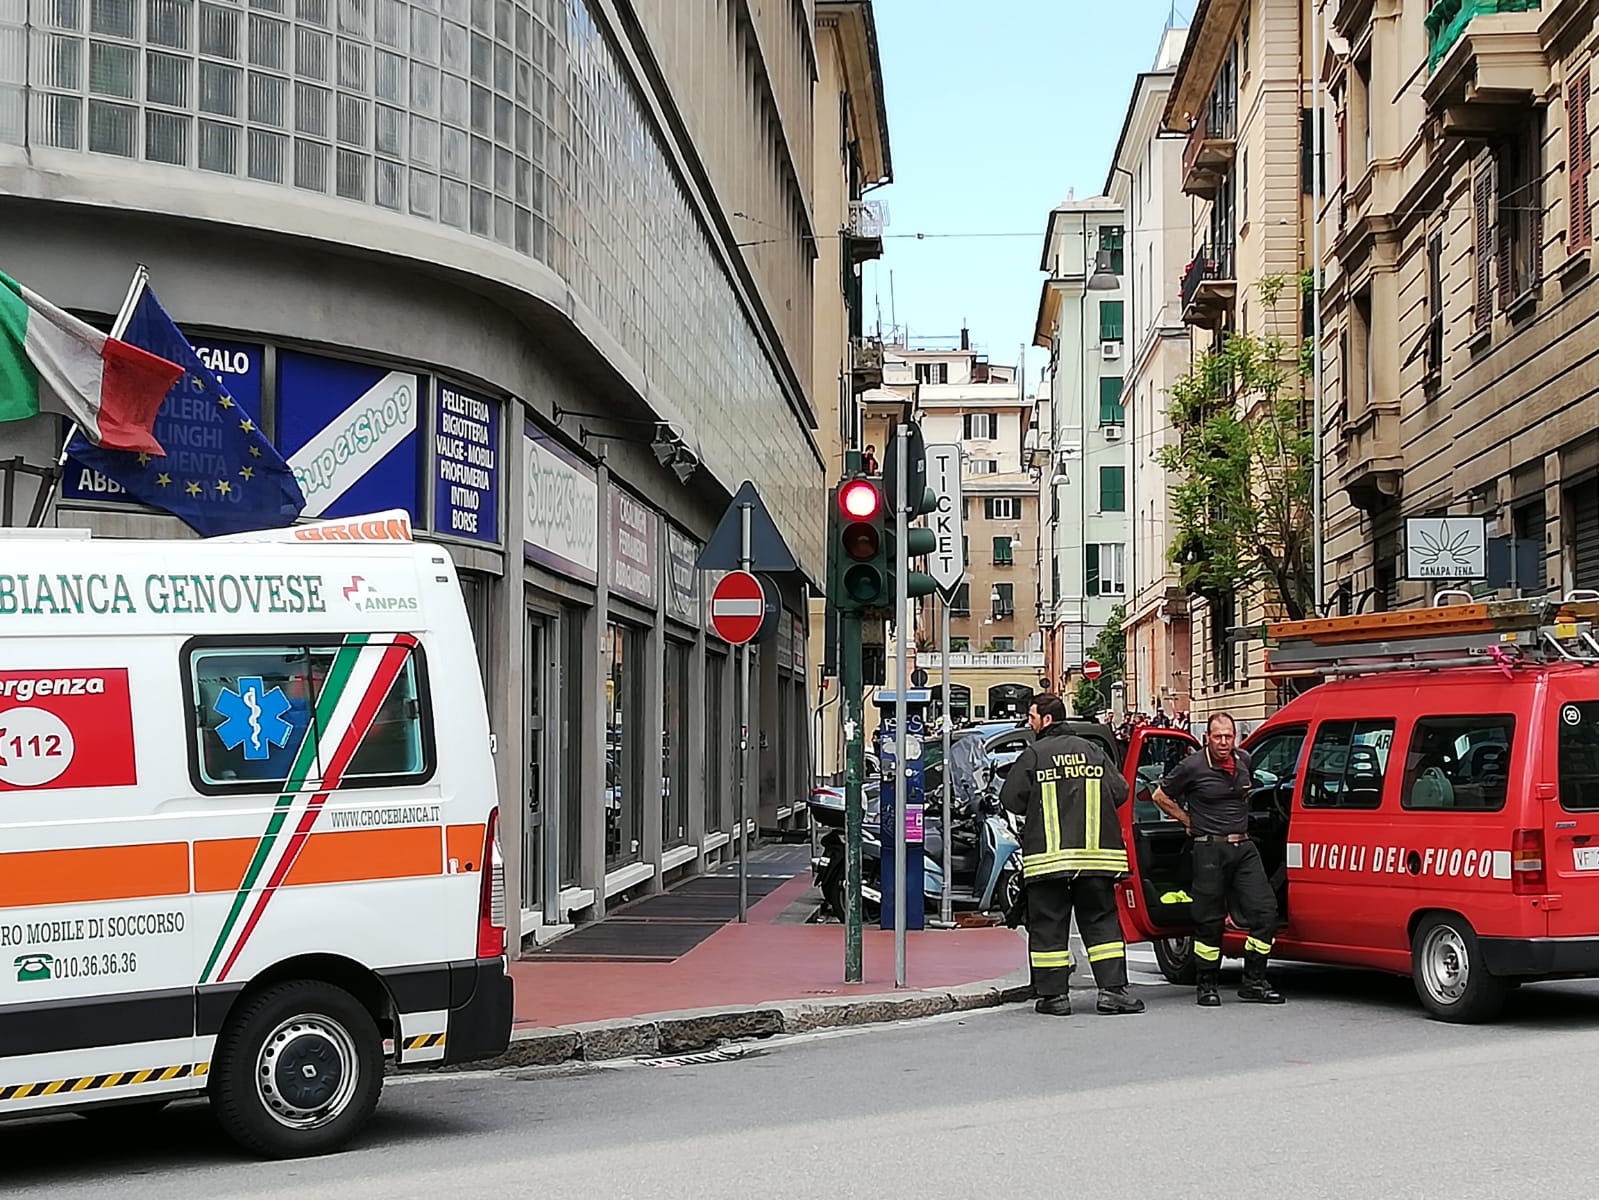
{"left": 999, "top": 725, "right": 1130, "bottom": 879}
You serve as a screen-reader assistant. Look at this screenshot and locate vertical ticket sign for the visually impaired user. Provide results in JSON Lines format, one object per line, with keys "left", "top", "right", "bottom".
{"left": 0, "top": 670, "right": 137, "bottom": 792}
{"left": 433, "top": 383, "right": 500, "bottom": 543}
{"left": 924, "top": 444, "right": 966, "bottom": 601}
{"left": 62, "top": 338, "right": 265, "bottom": 502}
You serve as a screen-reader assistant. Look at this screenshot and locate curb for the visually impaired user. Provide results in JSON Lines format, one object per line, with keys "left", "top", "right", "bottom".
{"left": 427, "top": 970, "right": 1035, "bottom": 1071}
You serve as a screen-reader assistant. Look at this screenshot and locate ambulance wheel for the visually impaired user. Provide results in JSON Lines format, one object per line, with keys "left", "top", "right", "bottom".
{"left": 1411, "top": 914, "right": 1508, "bottom": 1024}
{"left": 211, "top": 980, "right": 384, "bottom": 1159}
{"left": 1153, "top": 936, "right": 1198, "bottom": 986}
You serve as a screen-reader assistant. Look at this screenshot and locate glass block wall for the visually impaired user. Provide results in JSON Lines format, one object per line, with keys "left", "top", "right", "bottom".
{"left": 0, "top": 0, "right": 821, "bottom": 574}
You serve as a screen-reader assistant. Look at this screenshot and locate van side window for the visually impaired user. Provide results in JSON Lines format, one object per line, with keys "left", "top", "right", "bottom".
{"left": 1134, "top": 733, "right": 1195, "bottom": 823}
{"left": 1559, "top": 702, "right": 1599, "bottom": 811}
{"left": 1246, "top": 726, "right": 1307, "bottom": 813}
{"left": 1303, "top": 720, "right": 1394, "bottom": 809}
{"left": 1401, "top": 715, "right": 1514, "bottom": 812}
{"left": 187, "top": 639, "right": 432, "bottom": 793}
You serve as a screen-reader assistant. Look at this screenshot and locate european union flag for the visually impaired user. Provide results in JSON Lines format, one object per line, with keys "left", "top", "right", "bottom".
{"left": 67, "top": 284, "right": 305, "bottom": 537}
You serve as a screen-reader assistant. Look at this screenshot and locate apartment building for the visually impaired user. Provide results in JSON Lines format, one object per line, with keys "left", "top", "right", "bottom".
{"left": 1108, "top": 23, "right": 1196, "bottom": 719}
{"left": 910, "top": 344, "right": 1042, "bottom": 721}
{"left": 1321, "top": 0, "right": 1599, "bottom": 608}
{"left": 1165, "top": 0, "right": 1314, "bottom": 725}
{"left": 807, "top": 0, "right": 892, "bottom": 780}
{"left": 1033, "top": 196, "right": 1132, "bottom": 701}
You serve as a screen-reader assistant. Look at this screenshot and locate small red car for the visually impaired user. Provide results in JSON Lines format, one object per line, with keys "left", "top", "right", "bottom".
{"left": 1111, "top": 597, "right": 1599, "bottom": 1023}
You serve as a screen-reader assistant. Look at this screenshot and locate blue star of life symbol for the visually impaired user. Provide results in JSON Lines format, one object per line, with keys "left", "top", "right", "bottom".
{"left": 214, "top": 676, "right": 295, "bottom": 762}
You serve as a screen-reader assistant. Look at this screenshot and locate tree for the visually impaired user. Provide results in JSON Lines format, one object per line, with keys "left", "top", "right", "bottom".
{"left": 1086, "top": 603, "right": 1126, "bottom": 689}
{"left": 1071, "top": 678, "right": 1104, "bottom": 718}
{"left": 1156, "top": 277, "right": 1315, "bottom": 621}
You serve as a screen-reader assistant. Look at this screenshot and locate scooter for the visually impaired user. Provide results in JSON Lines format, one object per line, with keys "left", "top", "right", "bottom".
{"left": 808, "top": 734, "right": 1022, "bottom": 920}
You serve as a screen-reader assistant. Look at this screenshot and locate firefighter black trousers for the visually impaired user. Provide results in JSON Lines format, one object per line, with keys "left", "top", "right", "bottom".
{"left": 1191, "top": 839, "right": 1278, "bottom": 973}
{"left": 1026, "top": 873, "right": 1127, "bottom": 996}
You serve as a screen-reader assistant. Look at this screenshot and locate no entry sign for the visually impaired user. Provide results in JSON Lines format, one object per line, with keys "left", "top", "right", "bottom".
{"left": 711, "top": 570, "right": 766, "bottom": 645}
{"left": 1082, "top": 659, "right": 1103, "bottom": 681}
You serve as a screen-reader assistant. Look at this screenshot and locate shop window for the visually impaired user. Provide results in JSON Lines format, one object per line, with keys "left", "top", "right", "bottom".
{"left": 663, "top": 639, "right": 691, "bottom": 847}
{"left": 1401, "top": 715, "right": 1514, "bottom": 812}
{"left": 188, "top": 639, "right": 430, "bottom": 793}
{"left": 1303, "top": 719, "right": 1395, "bottom": 809}
{"left": 605, "top": 622, "right": 646, "bottom": 868}
{"left": 705, "top": 650, "right": 728, "bottom": 834}
{"left": 560, "top": 608, "right": 584, "bottom": 887}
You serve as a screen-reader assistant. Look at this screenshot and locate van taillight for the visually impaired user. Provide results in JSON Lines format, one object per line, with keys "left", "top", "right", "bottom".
{"left": 477, "top": 807, "right": 507, "bottom": 958}
{"left": 1512, "top": 829, "right": 1546, "bottom": 894}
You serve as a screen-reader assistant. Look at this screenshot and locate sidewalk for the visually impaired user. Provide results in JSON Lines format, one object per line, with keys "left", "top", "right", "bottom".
{"left": 491, "top": 848, "right": 1032, "bottom": 1067}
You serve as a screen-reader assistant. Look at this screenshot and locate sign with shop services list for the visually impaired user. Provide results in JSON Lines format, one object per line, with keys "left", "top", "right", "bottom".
{"left": 434, "top": 383, "right": 500, "bottom": 544}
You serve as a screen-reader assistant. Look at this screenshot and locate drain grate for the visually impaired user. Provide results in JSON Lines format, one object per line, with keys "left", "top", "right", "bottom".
{"left": 642, "top": 1045, "right": 759, "bottom": 1069}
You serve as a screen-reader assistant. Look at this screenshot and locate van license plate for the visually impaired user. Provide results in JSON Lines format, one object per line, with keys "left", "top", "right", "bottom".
{"left": 1574, "top": 847, "right": 1599, "bottom": 872}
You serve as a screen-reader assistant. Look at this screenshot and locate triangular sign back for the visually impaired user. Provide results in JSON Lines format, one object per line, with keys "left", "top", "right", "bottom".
{"left": 695, "top": 480, "right": 798, "bottom": 573}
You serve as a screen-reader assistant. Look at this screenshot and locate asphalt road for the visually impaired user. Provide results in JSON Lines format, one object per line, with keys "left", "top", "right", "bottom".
{"left": 10, "top": 963, "right": 1599, "bottom": 1199}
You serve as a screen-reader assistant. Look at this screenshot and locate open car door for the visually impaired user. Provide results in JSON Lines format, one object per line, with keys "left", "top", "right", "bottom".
{"left": 1115, "top": 725, "right": 1202, "bottom": 941}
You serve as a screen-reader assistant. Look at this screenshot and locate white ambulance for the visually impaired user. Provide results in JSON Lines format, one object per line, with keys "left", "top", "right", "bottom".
{"left": 0, "top": 513, "right": 510, "bottom": 1158}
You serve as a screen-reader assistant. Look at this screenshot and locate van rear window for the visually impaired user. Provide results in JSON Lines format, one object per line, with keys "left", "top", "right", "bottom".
{"left": 1559, "top": 701, "right": 1599, "bottom": 811}
{"left": 186, "top": 638, "right": 433, "bottom": 794}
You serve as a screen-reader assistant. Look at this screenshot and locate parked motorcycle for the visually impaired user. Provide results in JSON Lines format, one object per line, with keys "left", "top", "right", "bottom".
{"left": 808, "top": 731, "right": 1022, "bottom": 920}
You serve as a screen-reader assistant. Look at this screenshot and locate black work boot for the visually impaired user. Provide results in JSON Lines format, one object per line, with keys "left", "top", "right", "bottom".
{"left": 1096, "top": 986, "right": 1145, "bottom": 1015}
{"left": 1238, "top": 957, "right": 1285, "bottom": 1004}
{"left": 1197, "top": 970, "right": 1222, "bottom": 1007}
{"left": 1034, "top": 994, "right": 1072, "bottom": 1017}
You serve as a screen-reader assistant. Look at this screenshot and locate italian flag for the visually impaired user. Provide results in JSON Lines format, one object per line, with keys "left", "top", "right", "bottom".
{"left": 0, "top": 272, "right": 179, "bottom": 454}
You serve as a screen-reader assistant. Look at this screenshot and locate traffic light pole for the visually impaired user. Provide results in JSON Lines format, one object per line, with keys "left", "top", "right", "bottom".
{"left": 893, "top": 424, "right": 908, "bottom": 989}
{"left": 940, "top": 598, "right": 953, "bottom": 927}
{"left": 841, "top": 610, "right": 864, "bottom": 984}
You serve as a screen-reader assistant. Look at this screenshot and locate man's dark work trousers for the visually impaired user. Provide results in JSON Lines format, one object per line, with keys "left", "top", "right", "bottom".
{"left": 1026, "top": 873, "right": 1128, "bottom": 996}
{"left": 1190, "top": 839, "right": 1278, "bottom": 975}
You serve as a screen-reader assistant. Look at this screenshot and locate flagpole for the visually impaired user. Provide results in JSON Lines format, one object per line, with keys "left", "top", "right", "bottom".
{"left": 30, "top": 265, "right": 150, "bottom": 528}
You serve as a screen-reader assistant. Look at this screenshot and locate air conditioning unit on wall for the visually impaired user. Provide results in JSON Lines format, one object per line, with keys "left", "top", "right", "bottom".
{"left": 1103, "top": 424, "right": 1124, "bottom": 441}
{"left": 1101, "top": 340, "right": 1121, "bottom": 360}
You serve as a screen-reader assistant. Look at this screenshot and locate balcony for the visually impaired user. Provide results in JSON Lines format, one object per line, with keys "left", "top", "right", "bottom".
{"left": 1180, "top": 106, "right": 1238, "bottom": 201}
{"left": 846, "top": 200, "right": 886, "bottom": 264}
{"left": 917, "top": 651, "right": 1045, "bottom": 671}
{"left": 1423, "top": 0, "right": 1547, "bottom": 137}
{"left": 1179, "top": 242, "right": 1237, "bottom": 330}
{"left": 1337, "top": 405, "right": 1404, "bottom": 514}
{"left": 849, "top": 336, "right": 883, "bottom": 393}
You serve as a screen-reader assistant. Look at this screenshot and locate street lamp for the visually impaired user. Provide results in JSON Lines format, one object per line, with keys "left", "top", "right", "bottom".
{"left": 1087, "top": 245, "right": 1119, "bottom": 291}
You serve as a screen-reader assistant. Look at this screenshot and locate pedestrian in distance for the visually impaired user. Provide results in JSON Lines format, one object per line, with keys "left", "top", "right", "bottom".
{"left": 1000, "top": 694, "right": 1144, "bottom": 1018}
{"left": 1148, "top": 712, "right": 1285, "bottom": 1007}
{"left": 862, "top": 445, "right": 880, "bottom": 474}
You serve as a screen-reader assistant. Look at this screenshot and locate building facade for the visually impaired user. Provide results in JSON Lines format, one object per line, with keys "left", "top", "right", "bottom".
{"left": 909, "top": 343, "right": 1041, "bottom": 722}
{"left": 1033, "top": 196, "right": 1131, "bottom": 706}
{"left": 1110, "top": 24, "right": 1195, "bottom": 720}
{"left": 0, "top": 0, "right": 826, "bottom": 938}
{"left": 1165, "top": 0, "right": 1313, "bottom": 726}
{"left": 1321, "top": 0, "right": 1599, "bottom": 612}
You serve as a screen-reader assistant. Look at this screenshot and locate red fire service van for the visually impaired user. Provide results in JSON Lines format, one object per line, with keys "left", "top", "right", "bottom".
{"left": 1113, "top": 595, "right": 1599, "bottom": 1023}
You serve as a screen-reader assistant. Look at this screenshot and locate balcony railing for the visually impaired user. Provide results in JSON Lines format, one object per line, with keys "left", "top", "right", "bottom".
{"left": 1180, "top": 241, "right": 1236, "bottom": 314}
{"left": 1180, "top": 98, "right": 1238, "bottom": 199}
{"left": 1425, "top": 0, "right": 1539, "bottom": 71}
{"left": 917, "top": 651, "right": 1045, "bottom": 670}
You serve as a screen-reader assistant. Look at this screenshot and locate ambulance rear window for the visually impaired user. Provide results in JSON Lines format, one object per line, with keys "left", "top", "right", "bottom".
{"left": 186, "top": 638, "right": 433, "bottom": 793}
{"left": 1559, "top": 701, "right": 1599, "bottom": 811}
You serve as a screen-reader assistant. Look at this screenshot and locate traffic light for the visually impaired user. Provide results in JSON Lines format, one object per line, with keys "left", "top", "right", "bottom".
{"left": 828, "top": 477, "right": 891, "bottom": 613}
{"left": 880, "top": 423, "right": 939, "bottom": 600}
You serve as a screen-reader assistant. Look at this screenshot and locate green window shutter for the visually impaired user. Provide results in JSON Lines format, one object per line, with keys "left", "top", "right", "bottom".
{"left": 1099, "top": 376, "right": 1125, "bottom": 424}
{"left": 1099, "top": 466, "right": 1125, "bottom": 512}
{"left": 993, "top": 536, "right": 1012, "bottom": 563}
{"left": 1098, "top": 300, "right": 1124, "bottom": 341}
{"left": 1085, "top": 543, "right": 1100, "bottom": 596}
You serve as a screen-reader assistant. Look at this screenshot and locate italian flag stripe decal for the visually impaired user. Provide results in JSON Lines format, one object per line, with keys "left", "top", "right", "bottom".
{"left": 200, "top": 635, "right": 415, "bottom": 984}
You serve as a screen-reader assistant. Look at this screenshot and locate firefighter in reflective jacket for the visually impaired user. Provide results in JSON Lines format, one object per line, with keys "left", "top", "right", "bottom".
{"left": 1000, "top": 694, "right": 1144, "bottom": 1017}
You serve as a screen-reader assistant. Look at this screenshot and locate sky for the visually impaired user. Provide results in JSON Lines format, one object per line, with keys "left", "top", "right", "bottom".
{"left": 865, "top": 0, "right": 1195, "bottom": 390}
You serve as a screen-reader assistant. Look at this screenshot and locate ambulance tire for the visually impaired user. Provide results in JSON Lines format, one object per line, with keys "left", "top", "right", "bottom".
{"left": 1153, "top": 936, "right": 1198, "bottom": 986}
{"left": 1411, "top": 914, "right": 1509, "bottom": 1024}
{"left": 211, "top": 980, "right": 384, "bottom": 1159}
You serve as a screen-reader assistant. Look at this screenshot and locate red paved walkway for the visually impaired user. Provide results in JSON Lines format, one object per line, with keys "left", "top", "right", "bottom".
{"left": 511, "top": 873, "right": 1027, "bottom": 1029}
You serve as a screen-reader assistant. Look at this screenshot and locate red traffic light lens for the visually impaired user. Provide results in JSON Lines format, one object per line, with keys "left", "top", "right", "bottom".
{"left": 840, "top": 480, "right": 881, "bottom": 520}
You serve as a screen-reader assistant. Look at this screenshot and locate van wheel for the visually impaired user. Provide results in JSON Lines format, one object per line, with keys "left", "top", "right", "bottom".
{"left": 1153, "top": 936, "right": 1198, "bottom": 986}
{"left": 210, "top": 981, "right": 383, "bottom": 1159}
{"left": 1411, "top": 914, "right": 1508, "bottom": 1024}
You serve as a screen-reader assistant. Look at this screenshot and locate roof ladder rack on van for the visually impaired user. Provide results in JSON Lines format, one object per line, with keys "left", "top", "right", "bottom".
{"left": 1253, "top": 593, "right": 1599, "bottom": 679}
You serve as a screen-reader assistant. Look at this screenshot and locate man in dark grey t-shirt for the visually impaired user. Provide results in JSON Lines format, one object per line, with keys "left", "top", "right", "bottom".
{"left": 1149, "top": 712, "right": 1284, "bottom": 1008}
